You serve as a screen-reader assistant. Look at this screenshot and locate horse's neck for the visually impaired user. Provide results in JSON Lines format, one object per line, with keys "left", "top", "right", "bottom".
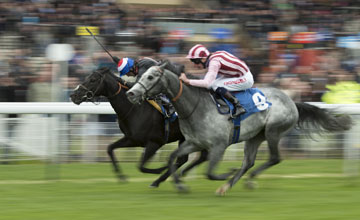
{"left": 108, "top": 92, "right": 134, "bottom": 118}
{"left": 164, "top": 71, "right": 209, "bottom": 118}
{"left": 105, "top": 80, "right": 136, "bottom": 121}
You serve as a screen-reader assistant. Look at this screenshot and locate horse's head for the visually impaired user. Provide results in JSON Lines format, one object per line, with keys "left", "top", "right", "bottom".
{"left": 126, "top": 63, "right": 166, "bottom": 105}
{"left": 70, "top": 67, "right": 118, "bottom": 105}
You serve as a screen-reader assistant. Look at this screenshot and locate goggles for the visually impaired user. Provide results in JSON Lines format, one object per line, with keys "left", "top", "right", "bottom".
{"left": 190, "top": 59, "right": 202, "bottom": 64}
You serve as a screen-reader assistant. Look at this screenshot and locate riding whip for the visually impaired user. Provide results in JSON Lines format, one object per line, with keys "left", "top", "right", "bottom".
{"left": 85, "top": 27, "right": 119, "bottom": 64}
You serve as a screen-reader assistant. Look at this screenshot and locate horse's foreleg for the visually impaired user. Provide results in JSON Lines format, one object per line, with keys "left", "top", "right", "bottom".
{"left": 168, "top": 142, "right": 197, "bottom": 193}
{"left": 180, "top": 150, "right": 208, "bottom": 176}
{"left": 150, "top": 154, "right": 188, "bottom": 188}
{"left": 107, "top": 138, "right": 137, "bottom": 181}
{"left": 138, "top": 141, "right": 167, "bottom": 174}
{"left": 150, "top": 138, "right": 188, "bottom": 187}
{"left": 217, "top": 136, "right": 263, "bottom": 196}
{"left": 168, "top": 149, "right": 184, "bottom": 188}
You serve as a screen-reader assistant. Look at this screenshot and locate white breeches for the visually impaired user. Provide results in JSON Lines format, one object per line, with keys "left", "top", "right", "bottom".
{"left": 210, "top": 72, "right": 254, "bottom": 91}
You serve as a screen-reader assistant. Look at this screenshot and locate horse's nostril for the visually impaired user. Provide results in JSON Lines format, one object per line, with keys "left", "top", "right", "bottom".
{"left": 126, "top": 91, "right": 134, "bottom": 97}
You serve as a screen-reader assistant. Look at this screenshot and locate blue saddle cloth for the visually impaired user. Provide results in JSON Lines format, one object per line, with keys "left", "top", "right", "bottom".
{"left": 215, "top": 88, "right": 271, "bottom": 121}
{"left": 214, "top": 88, "right": 272, "bottom": 144}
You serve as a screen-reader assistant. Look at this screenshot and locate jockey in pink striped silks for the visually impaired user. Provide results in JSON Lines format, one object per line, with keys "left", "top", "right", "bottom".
{"left": 179, "top": 44, "right": 254, "bottom": 117}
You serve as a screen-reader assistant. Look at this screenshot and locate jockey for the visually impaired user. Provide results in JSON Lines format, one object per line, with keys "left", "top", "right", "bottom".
{"left": 116, "top": 57, "right": 157, "bottom": 87}
{"left": 179, "top": 44, "right": 254, "bottom": 117}
{"left": 116, "top": 57, "right": 184, "bottom": 118}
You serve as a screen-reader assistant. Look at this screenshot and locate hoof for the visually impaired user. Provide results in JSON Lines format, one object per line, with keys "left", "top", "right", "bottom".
{"left": 179, "top": 169, "right": 188, "bottom": 177}
{"left": 215, "top": 183, "right": 231, "bottom": 196}
{"left": 176, "top": 183, "right": 190, "bottom": 193}
{"left": 149, "top": 182, "right": 160, "bottom": 188}
{"left": 117, "top": 175, "right": 128, "bottom": 182}
{"left": 229, "top": 168, "right": 238, "bottom": 173}
{"left": 244, "top": 180, "right": 258, "bottom": 189}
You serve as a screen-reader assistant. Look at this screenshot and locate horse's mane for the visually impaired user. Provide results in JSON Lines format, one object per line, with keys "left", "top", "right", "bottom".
{"left": 162, "top": 68, "right": 209, "bottom": 94}
{"left": 185, "top": 73, "right": 201, "bottom": 79}
{"left": 96, "top": 66, "right": 125, "bottom": 84}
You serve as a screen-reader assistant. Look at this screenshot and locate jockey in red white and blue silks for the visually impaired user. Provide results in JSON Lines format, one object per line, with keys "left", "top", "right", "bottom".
{"left": 116, "top": 56, "right": 185, "bottom": 118}
{"left": 117, "top": 57, "right": 135, "bottom": 77}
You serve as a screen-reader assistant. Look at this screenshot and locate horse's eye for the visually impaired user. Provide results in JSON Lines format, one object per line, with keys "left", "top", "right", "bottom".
{"left": 148, "top": 75, "right": 154, "bottom": 80}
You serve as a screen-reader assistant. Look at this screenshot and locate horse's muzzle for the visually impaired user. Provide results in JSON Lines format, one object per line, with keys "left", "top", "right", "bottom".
{"left": 70, "top": 93, "right": 84, "bottom": 105}
{"left": 126, "top": 90, "right": 144, "bottom": 105}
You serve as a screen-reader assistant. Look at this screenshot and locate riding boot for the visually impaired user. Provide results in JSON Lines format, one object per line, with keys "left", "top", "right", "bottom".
{"left": 165, "top": 104, "right": 175, "bottom": 118}
{"left": 158, "top": 94, "right": 175, "bottom": 118}
{"left": 223, "top": 91, "right": 246, "bottom": 118}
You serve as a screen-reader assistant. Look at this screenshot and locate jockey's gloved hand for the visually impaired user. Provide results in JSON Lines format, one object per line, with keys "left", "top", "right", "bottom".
{"left": 112, "top": 56, "right": 120, "bottom": 64}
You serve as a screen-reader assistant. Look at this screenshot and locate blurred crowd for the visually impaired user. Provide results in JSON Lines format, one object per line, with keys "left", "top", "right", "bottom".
{"left": 0, "top": 0, "right": 359, "bottom": 103}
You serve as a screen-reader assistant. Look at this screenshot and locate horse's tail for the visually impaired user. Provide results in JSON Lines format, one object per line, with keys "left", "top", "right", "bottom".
{"left": 295, "top": 102, "right": 352, "bottom": 134}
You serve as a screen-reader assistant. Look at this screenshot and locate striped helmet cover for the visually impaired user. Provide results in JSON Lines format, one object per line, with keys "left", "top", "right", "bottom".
{"left": 186, "top": 44, "right": 210, "bottom": 59}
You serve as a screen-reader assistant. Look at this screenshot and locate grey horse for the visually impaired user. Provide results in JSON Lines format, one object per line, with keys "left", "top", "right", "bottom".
{"left": 126, "top": 64, "right": 352, "bottom": 195}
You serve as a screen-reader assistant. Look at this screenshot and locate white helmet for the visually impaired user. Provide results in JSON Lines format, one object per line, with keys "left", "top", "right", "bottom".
{"left": 186, "top": 44, "right": 210, "bottom": 59}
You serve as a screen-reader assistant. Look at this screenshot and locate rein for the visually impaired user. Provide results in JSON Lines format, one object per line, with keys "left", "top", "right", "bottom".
{"left": 108, "top": 82, "right": 128, "bottom": 99}
{"left": 155, "top": 67, "right": 199, "bottom": 120}
{"left": 177, "top": 86, "right": 200, "bottom": 120}
{"left": 172, "top": 80, "right": 183, "bottom": 102}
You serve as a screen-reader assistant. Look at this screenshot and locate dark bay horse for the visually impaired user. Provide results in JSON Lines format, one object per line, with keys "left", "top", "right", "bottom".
{"left": 70, "top": 67, "right": 189, "bottom": 187}
{"left": 126, "top": 64, "right": 352, "bottom": 195}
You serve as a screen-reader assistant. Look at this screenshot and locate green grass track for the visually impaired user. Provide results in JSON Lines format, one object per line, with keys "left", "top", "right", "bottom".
{"left": 0, "top": 159, "right": 359, "bottom": 220}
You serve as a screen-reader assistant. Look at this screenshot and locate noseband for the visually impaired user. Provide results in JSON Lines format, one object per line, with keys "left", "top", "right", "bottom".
{"left": 78, "top": 71, "right": 127, "bottom": 102}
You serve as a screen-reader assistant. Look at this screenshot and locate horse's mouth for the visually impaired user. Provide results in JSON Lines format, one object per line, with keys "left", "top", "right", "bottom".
{"left": 70, "top": 94, "right": 85, "bottom": 105}
{"left": 71, "top": 98, "right": 82, "bottom": 105}
{"left": 72, "top": 100, "right": 81, "bottom": 105}
{"left": 126, "top": 91, "right": 144, "bottom": 105}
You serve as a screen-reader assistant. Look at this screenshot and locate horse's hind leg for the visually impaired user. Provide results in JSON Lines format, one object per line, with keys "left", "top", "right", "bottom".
{"left": 107, "top": 137, "right": 137, "bottom": 181}
{"left": 138, "top": 141, "right": 167, "bottom": 174}
{"left": 216, "top": 133, "right": 264, "bottom": 195}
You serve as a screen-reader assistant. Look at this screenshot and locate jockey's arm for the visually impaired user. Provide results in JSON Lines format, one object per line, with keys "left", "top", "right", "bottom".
{"left": 188, "top": 60, "right": 220, "bottom": 89}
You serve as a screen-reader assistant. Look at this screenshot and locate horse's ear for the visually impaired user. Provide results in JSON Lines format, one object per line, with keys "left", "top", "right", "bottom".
{"left": 159, "top": 61, "right": 168, "bottom": 71}
{"left": 98, "top": 67, "right": 109, "bottom": 75}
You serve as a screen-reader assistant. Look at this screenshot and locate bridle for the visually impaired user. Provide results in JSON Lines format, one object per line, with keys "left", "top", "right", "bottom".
{"left": 74, "top": 68, "right": 134, "bottom": 122}
{"left": 78, "top": 71, "right": 128, "bottom": 103}
{"left": 136, "top": 67, "right": 165, "bottom": 99}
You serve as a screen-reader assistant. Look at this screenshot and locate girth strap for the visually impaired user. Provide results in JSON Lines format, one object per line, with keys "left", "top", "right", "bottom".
{"left": 147, "top": 99, "right": 172, "bottom": 143}
{"left": 147, "top": 100, "right": 163, "bottom": 114}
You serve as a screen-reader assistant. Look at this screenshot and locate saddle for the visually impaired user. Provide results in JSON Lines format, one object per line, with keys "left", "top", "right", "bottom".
{"left": 148, "top": 95, "right": 176, "bottom": 120}
{"left": 211, "top": 88, "right": 271, "bottom": 121}
{"left": 211, "top": 88, "right": 272, "bottom": 144}
{"left": 147, "top": 95, "right": 177, "bottom": 142}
